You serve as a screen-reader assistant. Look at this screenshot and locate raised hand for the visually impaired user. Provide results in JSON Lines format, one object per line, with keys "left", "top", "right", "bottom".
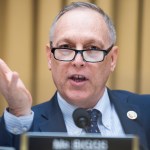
{"left": 0, "top": 59, "right": 32, "bottom": 116}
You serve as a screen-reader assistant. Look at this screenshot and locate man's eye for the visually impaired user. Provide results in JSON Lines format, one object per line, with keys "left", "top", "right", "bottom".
{"left": 87, "top": 46, "right": 100, "bottom": 50}
{"left": 59, "top": 44, "right": 71, "bottom": 49}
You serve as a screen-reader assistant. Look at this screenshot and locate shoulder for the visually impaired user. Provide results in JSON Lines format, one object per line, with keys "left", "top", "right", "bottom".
{"left": 108, "top": 89, "right": 150, "bottom": 100}
{"left": 108, "top": 88, "right": 150, "bottom": 111}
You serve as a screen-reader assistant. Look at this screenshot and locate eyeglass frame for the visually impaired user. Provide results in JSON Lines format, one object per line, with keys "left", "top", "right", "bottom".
{"left": 50, "top": 41, "right": 114, "bottom": 63}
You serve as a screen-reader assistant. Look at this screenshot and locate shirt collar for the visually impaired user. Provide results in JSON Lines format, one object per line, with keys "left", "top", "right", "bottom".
{"left": 93, "top": 88, "right": 112, "bottom": 130}
{"left": 57, "top": 92, "right": 81, "bottom": 135}
{"left": 57, "top": 88, "right": 112, "bottom": 133}
{"left": 57, "top": 92, "right": 77, "bottom": 119}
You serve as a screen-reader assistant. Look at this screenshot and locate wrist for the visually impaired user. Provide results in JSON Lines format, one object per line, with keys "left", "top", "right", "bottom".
{"left": 8, "top": 107, "right": 32, "bottom": 117}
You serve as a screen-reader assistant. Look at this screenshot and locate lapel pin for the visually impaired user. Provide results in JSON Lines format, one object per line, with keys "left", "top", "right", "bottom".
{"left": 127, "top": 110, "right": 137, "bottom": 120}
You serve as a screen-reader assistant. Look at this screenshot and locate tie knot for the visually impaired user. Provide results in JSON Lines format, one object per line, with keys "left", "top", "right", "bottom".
{"left": 87, "top": 109, "right": 101, "bottom": 122}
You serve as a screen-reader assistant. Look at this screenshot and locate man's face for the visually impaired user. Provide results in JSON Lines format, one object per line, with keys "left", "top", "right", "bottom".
{"left": 46, "top": 8, "right": 118, "bottom": 108}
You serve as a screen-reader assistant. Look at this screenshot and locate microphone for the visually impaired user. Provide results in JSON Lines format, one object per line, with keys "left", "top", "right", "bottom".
{"left": 73, "top": 108, "right": 90, "bottom": 129}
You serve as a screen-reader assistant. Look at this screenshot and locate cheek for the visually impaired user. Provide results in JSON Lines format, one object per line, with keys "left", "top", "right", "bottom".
{"left": 93, "top": 62, "right": 111, "bottom": 84}
{"left": 51, "top": 61, "right": 68, "bottom": 86}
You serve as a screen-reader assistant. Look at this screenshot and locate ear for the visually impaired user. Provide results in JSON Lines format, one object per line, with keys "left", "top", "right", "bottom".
{"left": 46, "top": 43, "right": 52, "bottom": 70}
{"left": 110, "top": 46, "right": 118, "bottom": 72}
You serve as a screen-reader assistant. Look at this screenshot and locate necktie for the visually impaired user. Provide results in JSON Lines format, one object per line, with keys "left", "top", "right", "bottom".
{"left": 85, "top": 109, "right": 101, "bottom": 133}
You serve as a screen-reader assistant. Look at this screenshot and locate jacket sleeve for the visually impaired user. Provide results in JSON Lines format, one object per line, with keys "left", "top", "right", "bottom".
{"left": 0, "top": 115, "right": 21, "bottom": 150}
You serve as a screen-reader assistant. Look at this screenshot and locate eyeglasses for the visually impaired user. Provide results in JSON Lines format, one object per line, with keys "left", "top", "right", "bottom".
{"left": 51, "top": 44, "right": 113, "bottom": 63}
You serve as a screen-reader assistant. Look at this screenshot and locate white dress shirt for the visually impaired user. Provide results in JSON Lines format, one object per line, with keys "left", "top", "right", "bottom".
{"left": 57, "top": 88, "right": 125, "bottom": 136}
{"left": 4, "top": 88, "right": 124, "bottom": 136}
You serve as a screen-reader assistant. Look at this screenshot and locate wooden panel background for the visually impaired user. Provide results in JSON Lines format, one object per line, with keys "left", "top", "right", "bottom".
{"left": 0, "top": 0, "right": 150, "bottom": 115}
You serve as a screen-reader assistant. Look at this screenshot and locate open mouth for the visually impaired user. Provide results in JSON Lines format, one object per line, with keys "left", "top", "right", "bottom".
{"left": 69, "top": 74, "right": 88, "bottom": 82}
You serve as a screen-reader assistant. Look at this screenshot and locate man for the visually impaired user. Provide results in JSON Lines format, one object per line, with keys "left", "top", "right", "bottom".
{"left": 0, "top": 2, "right": 150, "bottom": 150}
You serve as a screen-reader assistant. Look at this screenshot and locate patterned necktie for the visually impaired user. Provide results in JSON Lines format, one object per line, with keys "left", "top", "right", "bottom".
{"left": 85, "top": 109, "right": 101, "bottom": 133}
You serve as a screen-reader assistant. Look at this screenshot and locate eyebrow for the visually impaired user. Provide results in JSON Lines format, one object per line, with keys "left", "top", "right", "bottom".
{"left": 52, "top": 37, "right": 105, "bottom": 49}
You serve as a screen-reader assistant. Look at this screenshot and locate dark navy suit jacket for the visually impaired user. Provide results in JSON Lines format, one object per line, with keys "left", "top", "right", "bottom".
{"left": 0, "top": 89, "right": 150, "bottom": 150}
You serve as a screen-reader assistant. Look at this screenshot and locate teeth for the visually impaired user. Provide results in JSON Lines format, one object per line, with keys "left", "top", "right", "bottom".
{"left": 73, "top": 75, "right": 85, "bottom": 79}
{"left": 70, "top": 75, "right": 87, "bottom": 82}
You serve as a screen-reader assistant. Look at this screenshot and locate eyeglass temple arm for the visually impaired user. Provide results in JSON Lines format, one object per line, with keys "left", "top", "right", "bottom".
{"left": 105, "top": 44, "right": 114, "bottom": 55}
{"left": 50, "top": 41, "right": 53, "bottom": 48}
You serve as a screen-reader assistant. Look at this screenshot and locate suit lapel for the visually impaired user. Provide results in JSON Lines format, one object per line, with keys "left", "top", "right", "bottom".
{"left": 34, "top": 93, "right": 67, "bottom": 132}
{"left": 108, "top": 89, "right": 148, "bottom": 149}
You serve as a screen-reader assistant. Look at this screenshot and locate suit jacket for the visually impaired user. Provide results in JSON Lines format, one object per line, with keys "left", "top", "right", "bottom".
{"left": 0, "top": 89, "right": 150, "bottom": 150}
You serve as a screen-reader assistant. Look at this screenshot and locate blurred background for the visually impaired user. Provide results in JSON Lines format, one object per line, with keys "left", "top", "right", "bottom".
{"left": 0, "top": 0, "right": 150, "bottom": 115}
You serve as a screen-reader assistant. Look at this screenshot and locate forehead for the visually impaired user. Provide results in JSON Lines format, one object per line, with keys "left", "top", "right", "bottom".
{"left": 53, "top": 8, "right": 110, "bottom": 47}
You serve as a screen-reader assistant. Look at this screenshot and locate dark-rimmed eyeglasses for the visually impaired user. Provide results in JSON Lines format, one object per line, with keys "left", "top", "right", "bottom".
{"left": 50, "top": 43, "right": 113, "bottom": 63}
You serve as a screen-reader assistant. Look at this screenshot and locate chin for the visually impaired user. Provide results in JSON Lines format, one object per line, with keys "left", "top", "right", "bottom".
{"left": 66, "top": 94, "right": 90, "bottom": 107}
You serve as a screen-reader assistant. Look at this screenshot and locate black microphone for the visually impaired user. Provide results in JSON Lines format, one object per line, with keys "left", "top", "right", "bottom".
{"left": 73, "top": 108, "right": 90, "bottom": 129}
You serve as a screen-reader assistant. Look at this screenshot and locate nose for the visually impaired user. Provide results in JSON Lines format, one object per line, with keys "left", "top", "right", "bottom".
{"left": 71, "top": 51, "right": 85, "bottom": 68}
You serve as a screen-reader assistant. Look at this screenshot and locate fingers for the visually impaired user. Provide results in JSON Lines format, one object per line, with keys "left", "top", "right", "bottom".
{"left": 0, "top": 59, "right": 13, "bottom": 90}
{"left": 0, "top": 59, "right": 12, "bottom": 74}
{"left": 0, "top": 59, "right": 20, "bottom": 84}
{"left": 0, "top": 59, "right": 32, "bottom": 116}
{"left": 10, "top": 72, "right": 19, "bottom": 86}
{"left": 0, "top": 59, "right": 12, "bottom": 96}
